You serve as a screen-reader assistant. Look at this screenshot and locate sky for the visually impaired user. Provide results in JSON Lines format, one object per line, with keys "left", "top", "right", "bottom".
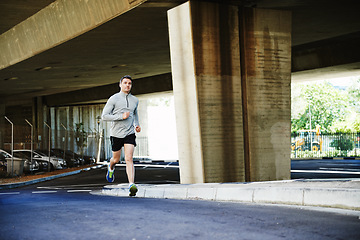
{"left": 328, "top": 75, "right": 360, "bottom": 87}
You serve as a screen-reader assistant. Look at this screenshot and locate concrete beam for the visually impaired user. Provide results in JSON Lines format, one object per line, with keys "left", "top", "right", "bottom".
{"left": 0, "top": 0, "right": 146, "bottom": 70}
{"left": 292, "top": 31, "right": 360, "bottom": 77}
{"left": 44, "top": 73, "right": 172, "bottom": 106}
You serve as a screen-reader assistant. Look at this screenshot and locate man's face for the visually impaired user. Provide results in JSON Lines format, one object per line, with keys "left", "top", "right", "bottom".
{"left": 120, "top": 78, "right": 132, "bottom": 93}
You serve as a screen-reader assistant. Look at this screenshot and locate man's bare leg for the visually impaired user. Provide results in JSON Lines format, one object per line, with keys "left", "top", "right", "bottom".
{"left": 106, "top": 149, "right": 121, "bottom": 182}
{"left": 110, "top": 150, "right": 121, "bottom": 170}
{"left": 124, "top": 144, "right": 135, "bottom": 184}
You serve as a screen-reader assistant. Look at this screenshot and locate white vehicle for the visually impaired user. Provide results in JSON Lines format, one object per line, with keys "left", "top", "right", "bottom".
{"left": 0, "top": 149, "right": 39, "bottom": 172}
{"left": 13, "top": 150, "right": 66, "bottom": 170}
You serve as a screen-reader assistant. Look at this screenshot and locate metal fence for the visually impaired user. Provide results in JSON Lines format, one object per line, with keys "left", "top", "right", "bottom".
{"left": 291, "top": 132, "right": 360, "bottom": 159}
{"left": 2, "top": 125, "right": 149, "bottom": 161}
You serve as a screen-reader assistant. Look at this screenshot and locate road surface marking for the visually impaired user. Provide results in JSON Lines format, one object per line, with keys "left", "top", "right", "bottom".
{"left": 37, "top": 183, "right": 105, "bottom": 189}
{"left": 32, "top": 191, "right": 58, "bottom": 194}
{"left": 291, "top": 170, "right": 360, "bottom": 175}
{"left": 67, "top": 190, "right": 92, "bottom": 193}
{"left": 0, "top": 192, "right": 20, "bottom": 195}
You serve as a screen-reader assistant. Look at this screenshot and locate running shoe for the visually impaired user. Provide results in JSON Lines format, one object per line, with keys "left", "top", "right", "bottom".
{"left": 129, "top": 184, "right": 138, "bottom": 197}
{"left": 106, "top": 165, "right": 115, "bottom": 183}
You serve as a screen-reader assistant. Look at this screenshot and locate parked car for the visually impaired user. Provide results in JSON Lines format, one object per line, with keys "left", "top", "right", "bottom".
{"left": 48, "top": 148, "right": 80, "bottom": 167}
{"left": 0, "top": 149, "right": 9, "bottom": 171}
{"left": 12, "top": 151, "right": 49, "bottom": 172}
{"left": 64, "top": 150, "right": 86, "bottom": 165}
{"left": 82, "top": 154, "right": 96, "bottom": 165}
{"left": 0, "top": 149, "right": 39, "bottom": 173}
{"left": 13, "top": 150, "right": 66, "bottom": 171}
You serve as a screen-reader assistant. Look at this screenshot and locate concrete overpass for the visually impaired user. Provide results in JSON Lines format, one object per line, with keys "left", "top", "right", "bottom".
{"left": 1, "top": 0, "right": 360, "bottom": 184}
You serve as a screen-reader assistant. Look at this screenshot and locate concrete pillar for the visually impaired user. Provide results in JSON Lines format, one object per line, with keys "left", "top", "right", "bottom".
{"left": 35, "top": 96, "right": 49, "bottom": 150}
{"left": 168, "top": 1, "right": 245, "bottom": 183}
{"left": 137, "top": 98, "right": 148, "bottom": 156}
{"left": 240, "top": 8, "right": 292, "bottom": 181}
{"left": 168, "top": 1, "right": 291, "bottom": 183}
{"left": 0, "top": 104, "right": 5, "bottom": 148}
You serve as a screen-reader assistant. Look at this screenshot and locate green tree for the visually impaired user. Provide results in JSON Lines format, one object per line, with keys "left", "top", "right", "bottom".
{"left": 75, "top": 123, "right": 87, "bottom": 154}
{"left": 331, "top": 78, "right": 360, "bottom": 132}
{"left": 291, "top": 81, "right": 351, "bottom": 133}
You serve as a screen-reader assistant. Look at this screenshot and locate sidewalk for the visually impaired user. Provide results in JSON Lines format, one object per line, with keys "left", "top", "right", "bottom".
{"left": 96, "top": 178, "right": 360, "bottom": 211}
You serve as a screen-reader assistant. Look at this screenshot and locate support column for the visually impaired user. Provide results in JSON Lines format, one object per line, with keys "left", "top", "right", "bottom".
{"left": 35, "top": 96, "right": 49, "bottom": 150}
{"left": 169, "top": 1, "right": 292, "bottom": 184}
{"left": 240, "top": 8, "right": 292, "bottom": 181}
{"left": 137, "top": 99, "right": 148, "bottom": 156}
{"left": 168, "top": 1, "right": 245, "bottom": 183}
{"left": 0, "top": 104, "right": 5, "bottom": 148}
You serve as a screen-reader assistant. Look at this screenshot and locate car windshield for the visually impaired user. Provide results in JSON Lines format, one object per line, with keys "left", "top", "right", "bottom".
{"left": 13, "top": 152, "right": 30, "bottom": 159}
{"left": 34, "top": 151, "right": 47, "bottom": 157}
{"left": 0, "top": 151, "right": 11, "bottom": 158}
{"left": 16, "top": 151, "right": 32, "bottom": 158}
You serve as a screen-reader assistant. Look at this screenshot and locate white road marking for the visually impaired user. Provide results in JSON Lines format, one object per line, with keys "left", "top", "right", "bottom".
{"left": 37, "top": 183, "right": 104, "bottom": 189}
{"left": 67, "top": 190, "right": 92, "bottom": 193}
{"left": 319, "top": 167, "right": 359, "bottom": 171}
{"left": 36, "top": 187, "right": 62, "bottom": 190}
{"left": 291, "top": 170, "right": 360, "bottom": 175}
{"left": 113, "top": 163, "right": 179, "bottom": 168}
{"left": 32, "top": 191, "right": 58, "bottom": 194}
{"left": 0, "top": 192, "right": 20, "bottom": 195}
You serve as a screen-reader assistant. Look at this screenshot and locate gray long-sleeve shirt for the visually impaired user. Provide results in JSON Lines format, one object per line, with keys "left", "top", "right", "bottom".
{"left": 101, "top": 91, "right": 140, "bottom": 138}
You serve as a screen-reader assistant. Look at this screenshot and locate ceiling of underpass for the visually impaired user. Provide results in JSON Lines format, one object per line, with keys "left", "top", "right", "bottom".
{"left": 0, "top": 0, "right": 360, "bottom": 104}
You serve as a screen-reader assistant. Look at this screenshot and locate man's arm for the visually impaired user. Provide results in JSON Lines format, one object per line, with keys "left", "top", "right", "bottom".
{"left": 133, "top": 103, "right": 141, "bottom": 132}
{"left": 101, "top": 96, "right": 122, "bottom": 121}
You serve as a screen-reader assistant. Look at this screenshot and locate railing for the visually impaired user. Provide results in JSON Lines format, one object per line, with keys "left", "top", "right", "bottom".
{"left": 1, "top": 123, "right": 149, "bottom": 161}
{"left": 291, "top": 132, "right": 360, "bottom": 159}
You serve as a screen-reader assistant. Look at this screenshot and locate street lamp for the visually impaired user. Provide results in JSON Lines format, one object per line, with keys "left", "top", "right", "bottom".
{"left": 44, "top": 122, "right": 51, "bottom": 172}
{"left": 61, "top": 123, "right": 67, "bottom": 161}
{"left": 96, "top": 116, "right": 102, "bottom": 163}
{"left": 96, "top": 116, "right": 101, "bottom": 133}
{"left": 4, "top": 116, "right": 14, "bottom": 176}
{"left": 25, "top": 119, "right": 33, "bottom": 166}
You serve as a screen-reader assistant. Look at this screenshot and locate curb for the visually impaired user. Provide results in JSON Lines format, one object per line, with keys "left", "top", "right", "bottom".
{"left": 98, "top": 180, "right": 360, "bottom": 211}
{"left": 0, "top": 164, "right": 104, "bottom": 190}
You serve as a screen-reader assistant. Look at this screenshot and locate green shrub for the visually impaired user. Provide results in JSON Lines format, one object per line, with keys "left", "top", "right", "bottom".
{"left": 330, "top": 136, "right": 355, "bottom": 151}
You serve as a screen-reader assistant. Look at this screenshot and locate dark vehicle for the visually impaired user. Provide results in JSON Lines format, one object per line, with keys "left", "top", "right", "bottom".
{"left": 64, "top": 150, "right": 94, "bottom": 165}
{"left": 82, "top": 154, "right": 96, "bottom": 165}
{"left": 53, "top": 149, "right": 96, "bottom": 166}
{"left": 65, "top": 150, "right": 85, "bottom": 166}
{"left": 50, "top": 148, "right": 81, "bottom": 167}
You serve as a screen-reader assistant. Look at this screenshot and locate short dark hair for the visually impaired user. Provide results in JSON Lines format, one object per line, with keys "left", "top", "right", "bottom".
{"left": 120, "top": 75, "right": 132, "bottom": 83}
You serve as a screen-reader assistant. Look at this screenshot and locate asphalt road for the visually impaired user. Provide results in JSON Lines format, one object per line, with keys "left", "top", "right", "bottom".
{"left": 291, "top": 159, "right": 360, "bottom": 179}
{"left": 1, "top": 164, "right": 360, "bottom": 240}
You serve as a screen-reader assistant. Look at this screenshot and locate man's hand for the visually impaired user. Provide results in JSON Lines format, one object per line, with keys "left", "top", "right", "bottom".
{"left": 135, "top": 126, "right": 141, "bottom": 133}
{"left": 122, "top": 112, "right": 130, "bottom": 120}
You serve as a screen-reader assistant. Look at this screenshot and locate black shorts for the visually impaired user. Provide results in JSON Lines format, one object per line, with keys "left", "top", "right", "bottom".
{"left": 110, "top": 134, "right": 136, "bottom": 152}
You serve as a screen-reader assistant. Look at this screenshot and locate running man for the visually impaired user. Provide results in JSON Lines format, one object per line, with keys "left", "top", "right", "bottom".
{"left": 101, "top": 75, "right": 141, "bottom": 196}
